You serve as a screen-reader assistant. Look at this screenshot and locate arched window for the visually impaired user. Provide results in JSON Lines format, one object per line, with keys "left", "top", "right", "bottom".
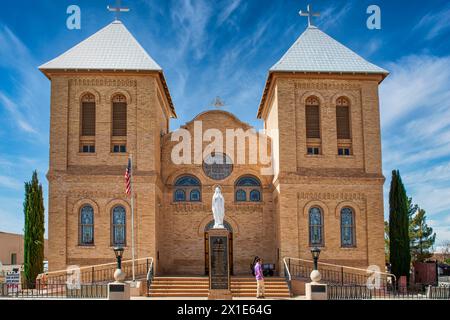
{"left": 80, "top": 93, "right": 96, "bottom": 153}
{"left": 250, "top": 190, "right": 261, "bottom": 202}
{"left": 175, "top": 189, "right": 186, "bottom": 201}
{"left": 309, "top": 207, "right": 323, "bottom": 246}
{"left": 341, "top": 207, "right": 355, "bottom": 247}
{"left": 235, "top": 176, "right": 262, "bottom": 202}
{"left": 336, "top": 97, "right": 351, "bottom": 139}
{"left": 336, "top": 97, "right": 352, "bottom": 156}
{"left": 112, "top": 94, "right": 127, "bottom": 136}
{"left": 81, "top": 94, "right": 96, "bottom": 136}
{"left": 112, "top": 94, "right": 127, "bottom": 153}
{"left": 79, "top": 205, "right": 94, "bottom": 245}
{"left": 305, "top": 96, "right": 321, "bottom": 155}
{"left": 112, "top": 206, "right": 126, "bottom": 246}
{"left": 305, "top": 97, "right": 320, "bottom": 139}
{"left": 174, "top": 175, "right": 201, "bottom": 202}
{"left": 190, "top": 189, "right": 201, "bottom": 202}
{"left": 235, "top": 189, "right": 246, "bottom": 202}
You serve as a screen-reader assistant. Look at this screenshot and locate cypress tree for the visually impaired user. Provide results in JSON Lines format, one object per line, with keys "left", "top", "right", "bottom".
{"left": 23, "top": 171, "right": 45, "bottom": 287}
{"left": 388, "top": 170, "right": 411, "bottom": 284}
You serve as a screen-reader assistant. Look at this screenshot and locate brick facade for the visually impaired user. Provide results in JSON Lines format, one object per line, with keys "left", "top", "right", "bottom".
{"left": 45, "top": 70, "right": 386, "bottom": 276}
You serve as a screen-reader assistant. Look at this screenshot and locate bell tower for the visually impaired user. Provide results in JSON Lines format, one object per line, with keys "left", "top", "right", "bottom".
{"left": 40, "top": 19, "right": 176, "bottom": 271}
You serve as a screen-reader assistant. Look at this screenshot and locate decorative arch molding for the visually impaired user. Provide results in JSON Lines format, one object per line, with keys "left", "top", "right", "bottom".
{"left": 72, "top": 198, "right": 100, "bottom": 217}
{"left": 299, "top": 91, "right": 326, "bottom": 106}
{"left": 77, "top": 89, "right": 101, "bottom": 104}
{"left": 105, "top": 198, "right": 131, "bottom": 215}
{"left": 302, "top": 200, "right": 330, "bottom": 217}
{"left": 329, "top": 92, "right": 357, "bottom": 108}
{"left": 164, "top": 168, "right": 204, "bottom": 186}
{"left": 197, "top": 214, "right": 239, "bottom": 237}
{"left": 335, "top": 201, "right": 361, "bottom": 219}
{"left": 105, "top": 87, "right": 133, "bottom": 105}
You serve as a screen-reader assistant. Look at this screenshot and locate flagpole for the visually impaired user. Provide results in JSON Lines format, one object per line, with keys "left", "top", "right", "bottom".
{"left": 130, "top": 153, "right": 136, "bottom": 283}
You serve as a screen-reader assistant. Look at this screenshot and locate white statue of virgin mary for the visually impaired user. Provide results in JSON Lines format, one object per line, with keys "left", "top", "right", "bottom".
{"left": 212, "top": 186, "right": 225, "bottom": 229}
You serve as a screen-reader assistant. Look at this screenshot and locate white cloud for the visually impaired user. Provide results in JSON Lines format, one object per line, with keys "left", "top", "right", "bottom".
{"left": 0, "top": 175, "right": 22, "bottom": 190}
{"left": 414, "top": 6, "right": 450, "bottom": 40}
{"left": 380, "top": 55, "right": 450, "bottom": 129}
{"left": 170, "top": 0, "right": 213, "bottom": 60}
{"left": 317, "top": 2, "right": 351, "bottom": 31}
{"left": 217, "top": 0, "right": 242, "bottom": 26}
{"left": 381, "top": 54, "right": 450, "bottom": 243}
{"left": 0, "top": 24, "right": 48, "bottom": 138}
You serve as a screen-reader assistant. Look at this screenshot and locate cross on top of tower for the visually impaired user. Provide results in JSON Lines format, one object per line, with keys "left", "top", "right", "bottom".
{"left": 211, "top": 96, "right": 225, "bottom": 109}
{"left": 299, "top": 4, "right": 320, "bottom": 27}
{"left": 107, "top": 0, "right": 130, "bottom": 21}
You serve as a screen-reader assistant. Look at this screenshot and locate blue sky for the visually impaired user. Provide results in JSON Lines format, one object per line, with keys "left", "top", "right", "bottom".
{"left": 0, "top": 0, "right": 449, "bottom": 247}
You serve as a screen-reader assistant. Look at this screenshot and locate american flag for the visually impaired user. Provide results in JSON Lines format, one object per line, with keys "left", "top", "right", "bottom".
{"left": 125, "top": 158, "right": 132, "bottom": 195}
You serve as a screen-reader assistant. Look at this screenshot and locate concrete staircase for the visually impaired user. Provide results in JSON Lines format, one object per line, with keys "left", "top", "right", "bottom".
{"left": 147, "top": 277, "right": 291, "bottom": 298}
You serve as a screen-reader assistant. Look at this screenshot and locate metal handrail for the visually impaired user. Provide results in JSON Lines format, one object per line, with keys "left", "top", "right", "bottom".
{"left": 283, "top": 257, "right": 397, "bottom": 284}
{"left": 146, "top": 258, "right": 154, "bottom": 281}
{"left": 283, "top": 257, "right": 292, "bottom": 281}
{"left": 38, "top": 256, "right": 153, "bottom": 277}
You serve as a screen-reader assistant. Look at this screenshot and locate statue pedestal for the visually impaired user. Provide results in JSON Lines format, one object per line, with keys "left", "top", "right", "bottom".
{"left": 208, "top": 228, "right": 232, "bottom": 300}
{"left": 305, "top": 283, "right": 327, "bottom": 300}
{"left": 107, "top": 282, "right": 130, "bottom": 300}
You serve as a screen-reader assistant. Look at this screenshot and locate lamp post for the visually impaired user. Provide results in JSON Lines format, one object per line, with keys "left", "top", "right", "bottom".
{"left": 311, "top": 247, "right": 321, "bottom": 270}
{"left": 310, "top": 247, "right": 322, "bottom": 284}
{"left": 113, "top": 247, "right": 126, "bottom": 283}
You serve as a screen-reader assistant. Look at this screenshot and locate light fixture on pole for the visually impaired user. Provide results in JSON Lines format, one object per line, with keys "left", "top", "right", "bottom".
{"left": 310, "top": 247, "right": 322, "bottom": 283}
{"left": 113, "top": 247, "right": 126, "bottom": 282}
{"left": 311, "top": 247, "right": 321, "bottom": 270}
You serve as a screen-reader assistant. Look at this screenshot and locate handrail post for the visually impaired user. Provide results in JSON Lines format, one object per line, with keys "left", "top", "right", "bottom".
{"left": 341, "top": 267, "right": 344, "bottom": 286}
{"left": 91, "top": 266, "right": 95, "bottom": 284}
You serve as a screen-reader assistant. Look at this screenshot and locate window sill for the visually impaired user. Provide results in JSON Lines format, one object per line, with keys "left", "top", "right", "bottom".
{"left": 109, "top": 152, "right": 128, "bottom": 156}
{"left": 336, "top": 155, "right": 355, "bottom": 159}
{"left": 305, "top": 154, "right": 324, "bottom": 158}
{"left": 78, "top": 152, "right": 97, "bottom": 156}
{"left": 340, "top": 246, "right": 357, "bottom": 249}
{"left": 77, "top": 245, "right": 96, "bottom": 248}
{"left": 234, "top": 201, "right": 264, "bottom": 205}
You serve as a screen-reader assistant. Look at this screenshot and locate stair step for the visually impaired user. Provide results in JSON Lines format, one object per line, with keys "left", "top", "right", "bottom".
{"left": 147, "top": 276, "right": 290, "bottom": 298}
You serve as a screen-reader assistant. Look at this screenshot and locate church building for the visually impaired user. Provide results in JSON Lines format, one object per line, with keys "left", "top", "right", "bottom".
{"left": 40, "top": 15, "right": 388, "bottom": 276}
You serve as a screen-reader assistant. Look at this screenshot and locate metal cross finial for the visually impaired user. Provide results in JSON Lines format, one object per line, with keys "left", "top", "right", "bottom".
{"left": 211, "top": 96, "right": 225, "bottom": 109}
{"left": 299, "top": 4, "right": 320, "bottom": 27}
{"left": 107, "top": 0, "right": 130, "bottom": 21}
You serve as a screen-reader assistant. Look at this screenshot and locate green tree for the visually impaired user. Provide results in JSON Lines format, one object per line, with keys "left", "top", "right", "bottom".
{"left": 23, "top": 171, "right": 45, "bottom": 287}
{"left": 389, "top": 170, "right": 411, "bottom": 282}
{"left": 409, "top": 208, "right": 436, "bottom": 262}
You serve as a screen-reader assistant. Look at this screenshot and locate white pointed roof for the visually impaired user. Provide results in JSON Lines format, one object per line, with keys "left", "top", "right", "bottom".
{"left": 270, "top": 26, "right": 388, "bottom": 74}
{"left": 258, "top": 26, "right": 388, "bottom": 118}
{"left": 39, "top": 20, "right": 162, "bottom": 71}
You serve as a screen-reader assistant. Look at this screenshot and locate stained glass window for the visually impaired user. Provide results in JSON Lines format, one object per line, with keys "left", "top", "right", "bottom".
{"left": 112, "top": 206, "right": 126, "bottom": 246}
{"left": 341, "top": 207, "right": 355, "bottom": 247}
{"left": 174, "top": 175, "right": 201, "bottom": 202}
{"left": 235, "top": 176, "right": 262, "bottom": 202}
{"left": 236, "top": 177, "right": 260, "bottom": 186}
{"left": 250, "top": 190, "right": 261, "bottom": 202}
{"left": 174, "top": 189, "right": 186, "bottom": 201}
{"left": 235, "top": 189, "right": 246, "bottom": 202}
{"left": 190, "top": 189, "right": 201, "bottom": 202}
{"left": 309, "top": 207, "right": 323, "bottom": 246}
{"left": 202, "top": 153, "right": 233, "bottom": 180}
{"left": 80, "top": 205, "right": 94, "bottom": 245}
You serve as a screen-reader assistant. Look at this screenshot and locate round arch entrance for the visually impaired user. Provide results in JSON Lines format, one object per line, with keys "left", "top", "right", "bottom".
{"left": 204, "top": 221, "right": 233, "bottom": 275}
